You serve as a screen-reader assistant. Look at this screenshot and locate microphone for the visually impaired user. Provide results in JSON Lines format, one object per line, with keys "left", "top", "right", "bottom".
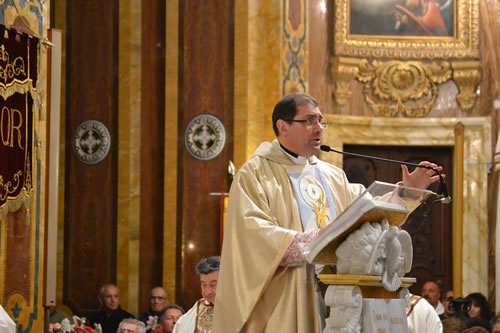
{"left": 320, "top": 145, "right": 451, "bottom": 204}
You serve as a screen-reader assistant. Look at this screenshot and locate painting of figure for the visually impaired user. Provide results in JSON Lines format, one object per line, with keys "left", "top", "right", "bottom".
{"left": 349, "top": 0, "right": 454, "bottom": 37}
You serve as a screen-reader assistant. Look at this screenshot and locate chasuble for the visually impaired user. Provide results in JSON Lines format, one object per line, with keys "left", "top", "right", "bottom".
{"left": 213, "top": 140, "right": 364, "bottom": 332}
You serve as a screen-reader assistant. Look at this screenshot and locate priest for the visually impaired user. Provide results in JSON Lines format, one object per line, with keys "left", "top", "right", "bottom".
{"left": 173, "top": 256, "right": 220, "bottom": 333}
{"left": 213, "top": 92, "right": 444, "bottom": 332}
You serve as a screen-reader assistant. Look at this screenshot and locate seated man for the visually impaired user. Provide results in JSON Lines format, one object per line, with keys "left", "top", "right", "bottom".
{"left": 173, "top": 256, "right": 220, "bottom": 333}
{"left": 117, "top": 318, "right": 146, "bottom": 333}
{"left": 159, "top": 304, "right": 185, "bottom": 333}
{"left": 88, "top": 283, "right": 134, "bottom": 333}
{"left": 138, "top": 286, "right": 169, "bottom": 329}
{"left": 421, "top": 281, "right": 445, "bottom": 318}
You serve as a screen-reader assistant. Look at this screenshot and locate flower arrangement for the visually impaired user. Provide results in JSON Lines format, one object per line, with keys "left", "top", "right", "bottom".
{"left": 49, "top": 316, "right": 102, "bottom": 333}
{"left": 146, "top": 315, "right": 163, "bottom": 333}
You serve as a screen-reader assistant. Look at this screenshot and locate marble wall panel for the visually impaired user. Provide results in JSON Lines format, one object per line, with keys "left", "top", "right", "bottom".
{"left": 117, "top": 0, "right": 142, "bottom": 315}
{"left": 234, "top": 0, "right": 280, "bottom": 167}
{"left": 164, "top": 0, "right": 180, "bottom": 304}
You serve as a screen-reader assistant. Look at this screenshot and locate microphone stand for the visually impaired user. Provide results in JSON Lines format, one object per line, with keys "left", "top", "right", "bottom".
{"left": 320, "top": 145, "right": 451, "bottom": 204}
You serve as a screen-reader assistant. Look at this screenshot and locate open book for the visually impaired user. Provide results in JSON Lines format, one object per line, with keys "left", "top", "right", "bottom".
{"left": 304, "top": 181, "right": 434, "bottom": 265}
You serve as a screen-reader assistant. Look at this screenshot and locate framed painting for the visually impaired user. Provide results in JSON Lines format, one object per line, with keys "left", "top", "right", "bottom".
{"left": 334, "top": 0, "right": 479, "bottom": 59}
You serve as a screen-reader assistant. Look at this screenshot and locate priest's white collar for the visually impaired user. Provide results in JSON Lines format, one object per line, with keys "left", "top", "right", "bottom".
{"left": 279, "top": 143, "right": 313, "bottom": 165}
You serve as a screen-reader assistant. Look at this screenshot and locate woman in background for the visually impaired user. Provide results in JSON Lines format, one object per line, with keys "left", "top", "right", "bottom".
{"left": 463, "top": 293, "right": 492, "bottom": 331}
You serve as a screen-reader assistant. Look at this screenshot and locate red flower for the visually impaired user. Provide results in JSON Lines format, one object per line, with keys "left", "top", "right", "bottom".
{"left": 83, "top": 326, "right": 93, "bottom": 332}
{"left": 153, "top": 329, "right": 163, "bottom": 333}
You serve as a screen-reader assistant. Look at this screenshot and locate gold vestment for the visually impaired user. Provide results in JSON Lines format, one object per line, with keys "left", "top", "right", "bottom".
{"left": 213, "top": 140, "right": 364, "bottom": 332}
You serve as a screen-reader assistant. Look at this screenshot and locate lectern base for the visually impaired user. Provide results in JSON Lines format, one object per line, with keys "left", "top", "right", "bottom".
{"left": 319, "top": 274, "right": 415, "bottom": 333}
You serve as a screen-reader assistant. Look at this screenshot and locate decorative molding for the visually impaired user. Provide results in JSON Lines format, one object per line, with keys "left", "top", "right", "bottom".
{"left": 331, "top": 57, "right": 360, "bottom": 105}
{"left": 72, "top": 120, "right": 111, "bottom": 165}
{"left": 324, "top": 285, "right": 363, "bottom": 332}
{"left": 451, "top": 61, "right": 481, "bottom": 111}
{"left": 184, "top": 114, "right": 227, "bottom": 162}
{"left": 356, "top": 59, "right": 451, "bottom": 117}
{"left": 452, "top": 123, "right": 464, "bottom": 298}
{"left": 333, "top": 58, "right": 480, "bottom": 115}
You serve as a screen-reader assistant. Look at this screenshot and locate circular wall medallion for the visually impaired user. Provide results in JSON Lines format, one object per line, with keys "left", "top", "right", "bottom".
{"left": 185, "top": 114, "right": 226, "bottom": 161}
{"left": 72, "top": 120, "right": 111, "bottom": 165}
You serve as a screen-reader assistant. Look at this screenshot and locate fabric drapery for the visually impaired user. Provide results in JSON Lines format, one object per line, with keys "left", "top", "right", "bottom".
{"left": 0, "top": 24, "right": 38, "bottom": 221}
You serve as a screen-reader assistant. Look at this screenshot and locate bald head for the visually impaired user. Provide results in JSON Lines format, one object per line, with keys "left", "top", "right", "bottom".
{"left": 421, "top": 281, "right": 441, "bottom": 308}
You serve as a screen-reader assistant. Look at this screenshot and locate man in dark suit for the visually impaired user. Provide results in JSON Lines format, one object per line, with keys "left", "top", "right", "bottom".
{"left": 88, "top": 283, "right": 134, "bottom": 333}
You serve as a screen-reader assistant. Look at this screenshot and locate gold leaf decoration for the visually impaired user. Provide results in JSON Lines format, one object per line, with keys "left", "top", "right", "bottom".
{"left": 356, "top": 60, "right": 451, "bottom": 117}
{"left": 330, "top": 57, "right": 360, "bottom": 105}
{"left": 451, "top": 61, "right": 480, "bottom": 111}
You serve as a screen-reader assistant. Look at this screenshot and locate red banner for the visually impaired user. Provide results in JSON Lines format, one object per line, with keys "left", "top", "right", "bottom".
{"left": 0, "top": 25, "right": 37, "bottom": 219}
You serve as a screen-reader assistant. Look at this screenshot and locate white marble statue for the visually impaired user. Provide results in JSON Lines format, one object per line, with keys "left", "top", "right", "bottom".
{"left": 323, "top": 286, "right": 363, "bottom": 333}
{"left": 383, "top": 225, "right": 412, "bottom": 291}
{"left": 397, "top": 287, "right": 411, "bottom": 308}
{"left": 335, "top": 220, "right": 413, "bottom": 291}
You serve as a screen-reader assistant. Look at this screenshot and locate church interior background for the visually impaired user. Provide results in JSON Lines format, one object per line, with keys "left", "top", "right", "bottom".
{"left": 0, "top": 0, "right": 499, "bottom": 331}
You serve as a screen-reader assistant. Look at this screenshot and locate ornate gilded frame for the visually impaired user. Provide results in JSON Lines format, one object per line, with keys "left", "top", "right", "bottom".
{"left": 335, "top": 0, "right": 478, "bottom": 59}
{"left": 332, "top": 0, "right": 480, "bottom": 115}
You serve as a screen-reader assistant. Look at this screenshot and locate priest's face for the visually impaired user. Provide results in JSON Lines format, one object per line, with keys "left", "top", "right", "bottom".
{"left": 278, "top": 104, "right": 324, "bottom": 158}
{"left": 200, "top": 271, "right": 218, "bottom": 304}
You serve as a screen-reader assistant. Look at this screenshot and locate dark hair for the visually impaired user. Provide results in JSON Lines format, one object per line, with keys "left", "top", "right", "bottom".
{"left": 195, "top": 256, "right": 221, "bottom": 275}
{"left": 465, "top": 292, "right": 492, "bottom": 321}
{"left": 159, "top": 304, "right": 185, "bottom": 321}
{"left": 272, "top": 93, "right": 319, "bottom": 136}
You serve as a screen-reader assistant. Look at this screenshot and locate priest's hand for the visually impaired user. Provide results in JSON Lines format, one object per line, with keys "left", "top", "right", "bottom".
{"left": 401, "top": 161, "right": 445, "bottom": 190}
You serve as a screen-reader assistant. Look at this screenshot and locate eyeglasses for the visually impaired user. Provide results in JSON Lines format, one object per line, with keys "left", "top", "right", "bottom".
{"left": 150, "top": 296, "right": 167, "bottom": 301}
{"left": 285, "top": 119, "right": 328, "bottom": 128}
